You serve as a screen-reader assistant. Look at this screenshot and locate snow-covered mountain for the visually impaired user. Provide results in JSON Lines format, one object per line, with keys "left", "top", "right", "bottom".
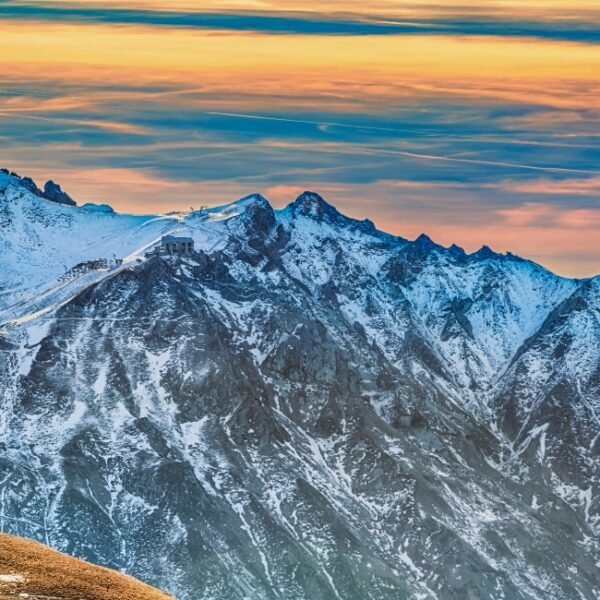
{"left": 0, "top": 171, "right": 599, "bottom": 599}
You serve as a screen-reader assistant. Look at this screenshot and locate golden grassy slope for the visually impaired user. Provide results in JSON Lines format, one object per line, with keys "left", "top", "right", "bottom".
{"left": 0, "top": 533, "right": 172, "bottom": 600}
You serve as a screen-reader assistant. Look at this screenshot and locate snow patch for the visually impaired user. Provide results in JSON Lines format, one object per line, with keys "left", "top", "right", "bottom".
{"left": 0, "top": 574, "right": 24, "bottom": 583}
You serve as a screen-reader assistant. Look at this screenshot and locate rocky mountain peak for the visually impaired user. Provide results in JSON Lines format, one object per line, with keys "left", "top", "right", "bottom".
{"left": 448, "top": 243, "right": 467, "bottom": 259}
{"left": 0, "top": 170, "right": 599, "bottom": 600}
{"left": 0, "top": 169, "right": 77, "bottom": 207}
{"left": 289, "top": 191, "right": 340, "bottom": 221}
{"left": 238, "top": 193, "right": 270, "bottom": 208}
{"left": 471, "top": 244, "right": 498, "bottom": 260}
{"left": 413, "top": 233, "right": 438, "bottom": 251}
{"left": 43, "top": 180, "right": 77, "bottom": 207}
{"left": 235, "top": 194, "right": 276, "bottom": 232}
{"left": 20, "top": 176, "right": 43, "bottom": 197}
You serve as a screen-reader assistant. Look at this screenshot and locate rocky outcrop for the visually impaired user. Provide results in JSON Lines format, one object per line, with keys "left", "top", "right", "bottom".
{"left": 43, "top": 180, "right": 77, "bottom": 206}
{"left": 0, "top": 182, "right": 598, "bottom": 599}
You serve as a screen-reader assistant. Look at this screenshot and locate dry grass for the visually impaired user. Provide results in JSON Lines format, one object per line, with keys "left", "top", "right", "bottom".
{"left": 0, "top": 533, "right": 173, "bottom": 600}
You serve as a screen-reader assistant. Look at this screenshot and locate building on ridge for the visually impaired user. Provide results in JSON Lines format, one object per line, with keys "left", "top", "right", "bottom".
{"left": 158, "top": 235, "right": 194, "bottom": 256}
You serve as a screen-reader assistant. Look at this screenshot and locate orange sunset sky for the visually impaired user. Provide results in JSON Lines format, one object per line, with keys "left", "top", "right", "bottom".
{"left": 0, "top": 1, "right": 599, "bottom": 276}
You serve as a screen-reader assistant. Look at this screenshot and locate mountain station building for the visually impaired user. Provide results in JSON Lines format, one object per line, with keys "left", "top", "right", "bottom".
{"left": 158, "top": 235, "right": 194, "bottom": 256}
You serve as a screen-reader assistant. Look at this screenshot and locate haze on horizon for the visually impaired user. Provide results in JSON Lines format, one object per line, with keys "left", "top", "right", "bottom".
{"left": 0, "top": 0, "right": 598, "bottom": 277}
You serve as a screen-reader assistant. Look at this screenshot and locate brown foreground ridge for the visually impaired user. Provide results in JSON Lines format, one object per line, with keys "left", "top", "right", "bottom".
{"left": 0, "top": 533, "right": 172, "bottom": 600}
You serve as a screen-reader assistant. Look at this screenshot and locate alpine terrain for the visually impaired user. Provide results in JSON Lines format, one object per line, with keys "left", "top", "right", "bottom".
{"left": 0, "top": 169, "right": 599, "bottom": 600}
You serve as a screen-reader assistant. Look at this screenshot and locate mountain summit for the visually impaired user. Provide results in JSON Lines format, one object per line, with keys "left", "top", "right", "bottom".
{"left": 1, "top": 168, "right": 77, "bottom": 206}
{"left": 0, "top": 172, "right": 599, "bottom": 599}
{"left": 290, "top": 190, "right": 338, "bottom": 217}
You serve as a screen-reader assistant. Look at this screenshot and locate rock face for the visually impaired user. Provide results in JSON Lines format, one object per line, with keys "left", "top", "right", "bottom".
{"left": 0, "top": 176, "right": 599, "bottom": 599}
{"left": 0, "top": 170, "right": 76, "bottom": 206}
{"left": 43, "top": 180, "right": 77, "bottom": 206}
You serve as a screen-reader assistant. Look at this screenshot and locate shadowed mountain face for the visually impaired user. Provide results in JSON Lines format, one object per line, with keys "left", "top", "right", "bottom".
{"left": 0, "top": 173, "right": 599, "bottom": 599}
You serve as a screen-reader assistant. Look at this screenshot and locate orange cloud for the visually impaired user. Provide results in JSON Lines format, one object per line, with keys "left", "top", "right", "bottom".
{"left": 499, "top": 177, "right": 600, "bottom": 196}
{"left": 1, "top": 21, "right": 599, "bottom": 111}
{"left": 1, "top": 12, "right": 598, "bottom": 278}
{"left": 498, "top": 201, "right": 600, "bottom": 228}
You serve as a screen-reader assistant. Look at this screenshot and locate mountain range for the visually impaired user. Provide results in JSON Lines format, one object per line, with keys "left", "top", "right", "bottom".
{"left": 0, "top": 169, "right": 599, "bottom": 599}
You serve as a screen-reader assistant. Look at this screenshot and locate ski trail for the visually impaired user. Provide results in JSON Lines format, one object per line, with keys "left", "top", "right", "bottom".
{"left": 0, "top": 207, "right": 233, "bottom": 332}
{"left": 0, "top": 222, "right": 186, "bottom": 331}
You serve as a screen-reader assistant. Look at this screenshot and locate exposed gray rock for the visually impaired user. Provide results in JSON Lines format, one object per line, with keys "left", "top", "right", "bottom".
{"left": 43, "top": 180, "right": 77, "bottom": 206}
{"left": 0, "top": 187, "right": 598, "bottom": 600}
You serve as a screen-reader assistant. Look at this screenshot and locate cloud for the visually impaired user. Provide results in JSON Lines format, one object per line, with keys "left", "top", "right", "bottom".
{"left": 1, "top": 1, "right": 600, "bottom": 42}
{"left": 497, "top": 201, "right": 600, "bottom": 228}
{"left": 498, "top": 176, "right": 600, "bottom": 196}
{"left": 0, "top": 110, "right": 149, "bottom": 136}
{"left": 1, "top": 3, "right": 599, "bottom": 277}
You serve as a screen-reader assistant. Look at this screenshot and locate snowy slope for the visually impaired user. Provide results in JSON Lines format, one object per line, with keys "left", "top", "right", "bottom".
{"left": 0, "top": 175, "right": 599, "bottom": 600}
{"left": 0, "top": 173, "right": 261, "bottom": 321}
